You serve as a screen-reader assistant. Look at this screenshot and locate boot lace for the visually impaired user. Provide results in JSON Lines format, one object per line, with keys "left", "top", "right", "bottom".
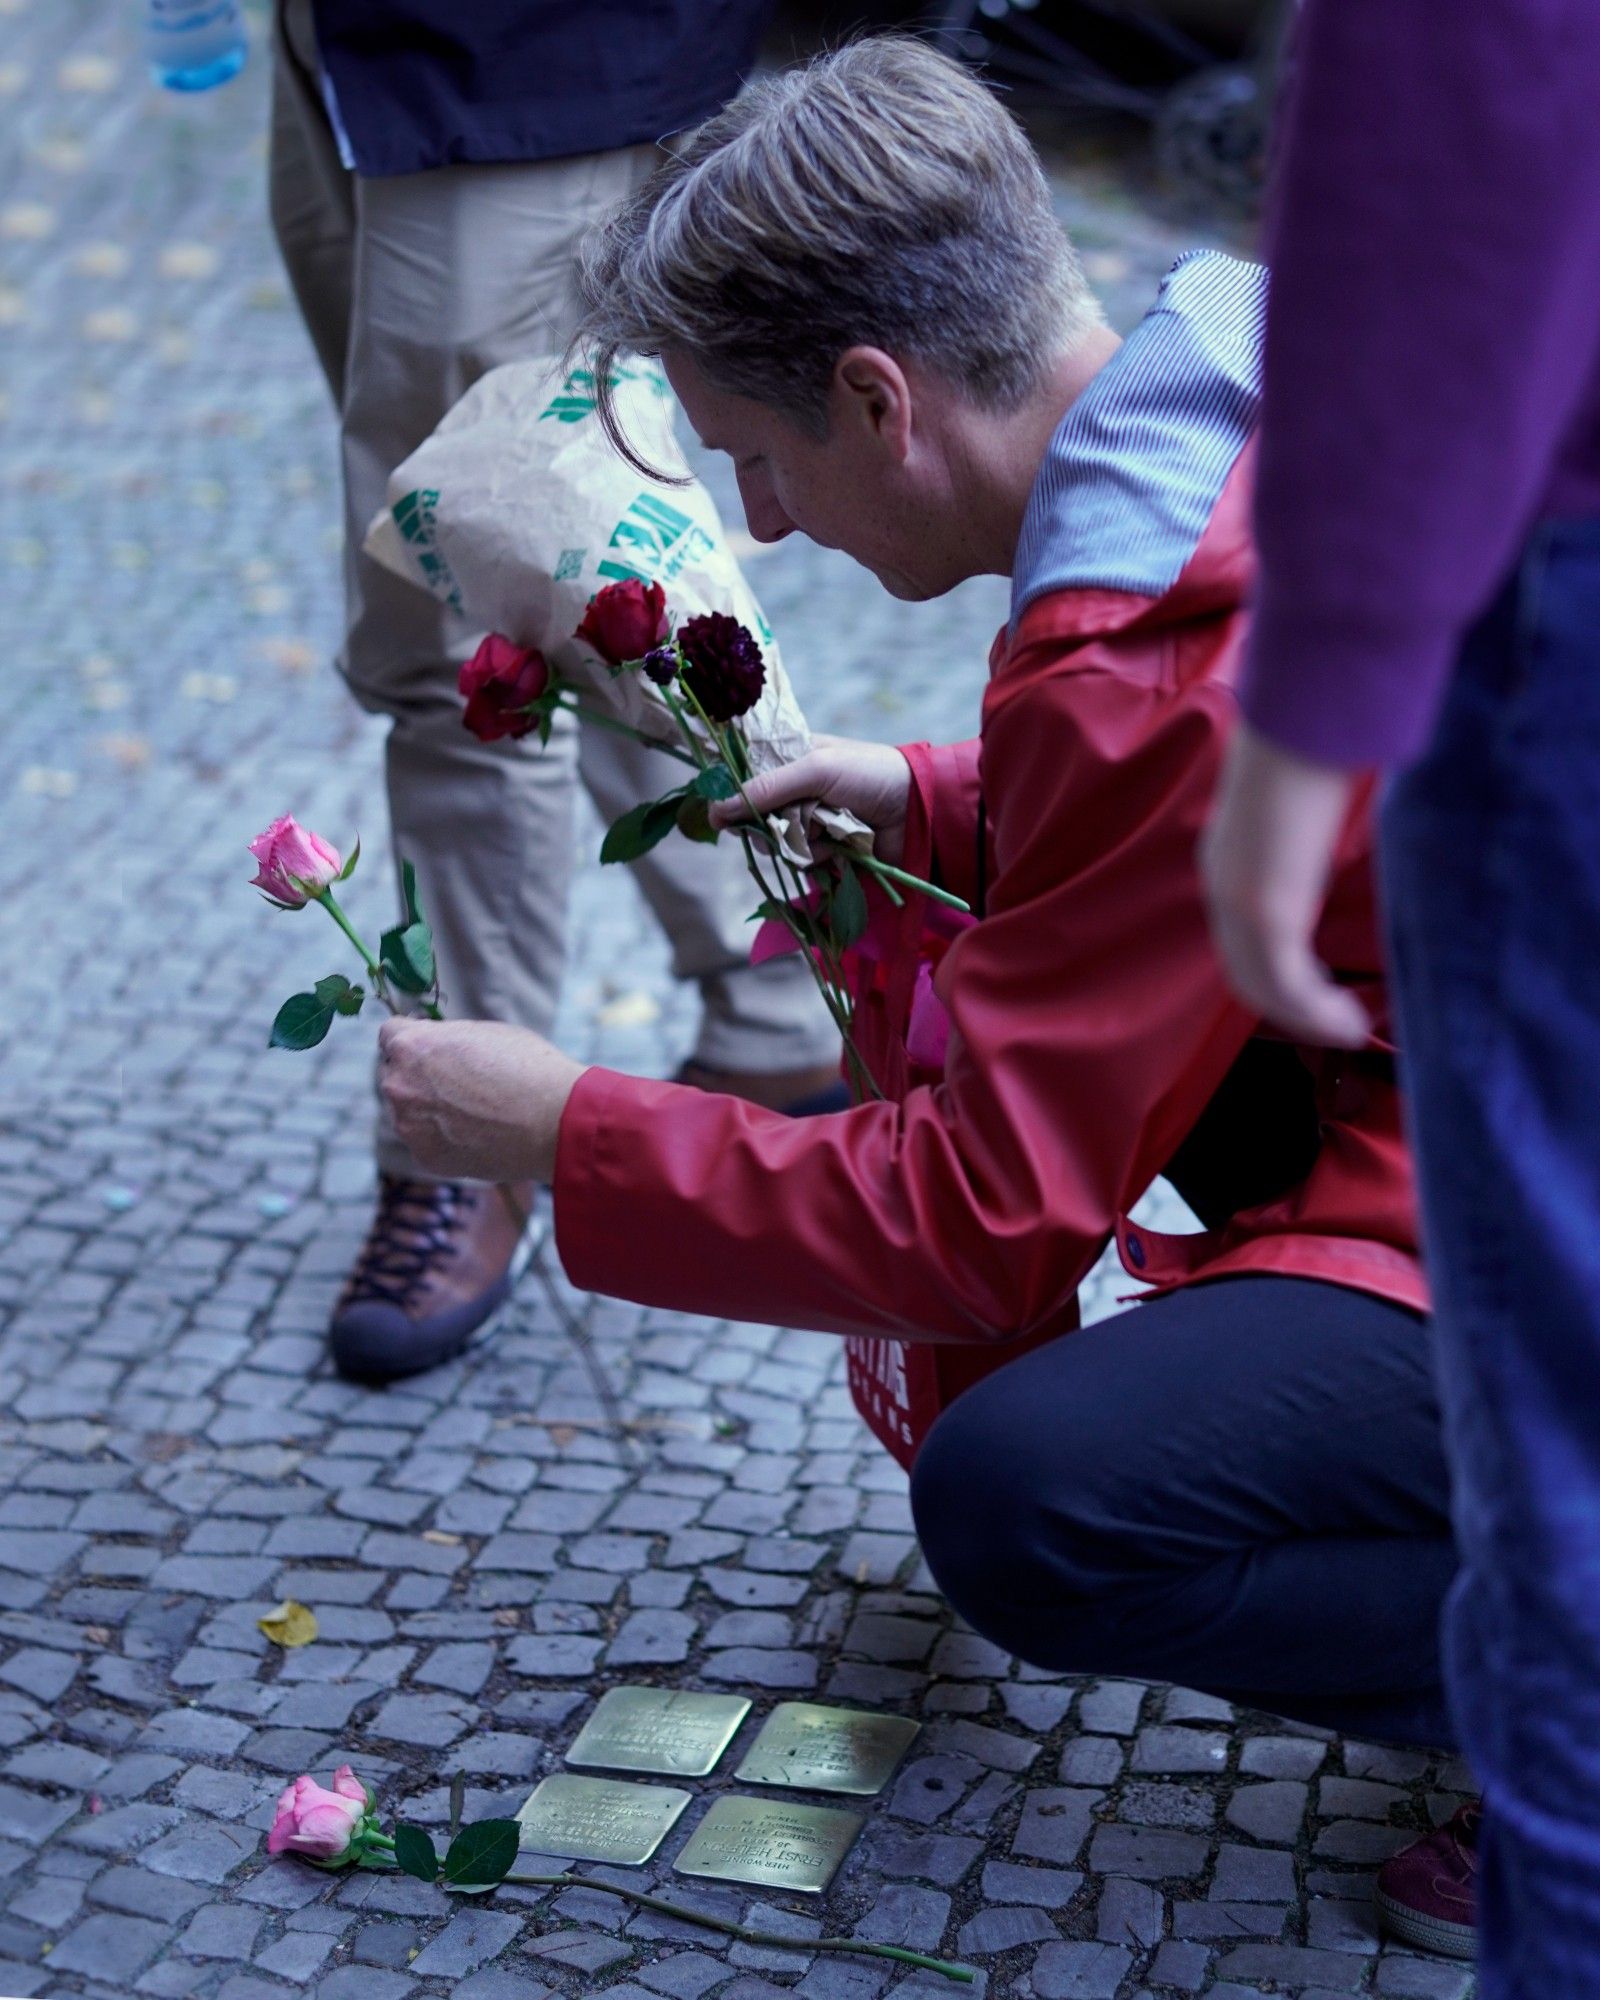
{"left": 343, "top": 1178, "right": 466, "bottom": 1309}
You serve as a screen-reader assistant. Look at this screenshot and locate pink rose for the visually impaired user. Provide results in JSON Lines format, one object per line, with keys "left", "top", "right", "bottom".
{"left": 267, "top": 1765, "right": 371, "bottom": 1861}
{"left": 575, "top": 578, "right": 669, "bottom": 666}
{"left": 248, "top": 816, "right": 342, "bottom": 909}
{"left": 459, "top": 634, "right": 551, "bottom": 742}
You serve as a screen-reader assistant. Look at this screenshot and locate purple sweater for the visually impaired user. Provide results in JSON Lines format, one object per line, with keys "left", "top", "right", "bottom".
{"left": 1240, "top": 0, "right": 1600, "bottom": 769}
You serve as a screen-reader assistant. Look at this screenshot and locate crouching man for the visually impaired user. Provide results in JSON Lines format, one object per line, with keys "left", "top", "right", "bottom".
{"left": 377, "top": 38, "right": 1472, "bottom": 1956}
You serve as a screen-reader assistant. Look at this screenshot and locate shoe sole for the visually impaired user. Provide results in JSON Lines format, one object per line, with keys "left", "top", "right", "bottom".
{"left": 1374, "top": 1888, "right": 1476, "bottom": 1960}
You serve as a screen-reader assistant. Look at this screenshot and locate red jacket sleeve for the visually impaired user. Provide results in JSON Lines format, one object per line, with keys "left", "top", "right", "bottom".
{"left": 901, "top": 739, "right": 985, "bottom": 908}
{"left": 554, "top": 653, "right": 1256, "bottom": 1341}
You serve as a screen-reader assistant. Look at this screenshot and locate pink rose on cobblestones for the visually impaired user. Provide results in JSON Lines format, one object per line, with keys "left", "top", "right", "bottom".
{"left": 248, "top": 815, "right": 342, "bottom": 909}
{"left": 267, "top": 1765, "right": 374, "bottom": 1861}
{"left": 459, "top": 633, "right": 551, "bottom": 741}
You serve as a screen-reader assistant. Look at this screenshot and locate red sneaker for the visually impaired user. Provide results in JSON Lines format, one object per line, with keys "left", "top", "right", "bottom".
{"left": 1374, "top": 1800, "right": 1479, "bottom": 1960}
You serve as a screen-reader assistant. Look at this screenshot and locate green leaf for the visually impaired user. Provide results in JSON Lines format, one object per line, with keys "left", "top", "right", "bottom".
{"left": 400, "top": 858, "right": 423, "bottom": 929}
{"left": 393, "top": 1824, "right": 439, "bottom": 1884}
{"left": 334, "top": 983, "right": 365, "bottom": 1017}
{"left": 380, "top": 920, "right": 436, "bottom": 995}
{"left": 337, "top": 835, "right": 361, "bottom": 883}
{"left": 690, "top": 762, "right": 737, "bottom": 802}
{"left": 828, "top": 862, "right": 869, "bottom": 950}
{"left": 313, "top": 973, "right": 353, "bottom": 1008}
{"left": 442, "top": 1819, "right": 521, "bottom": 1889}
{"left": 726, "top": 730, "right": 751, "bottom": 782}
{"left": 269, "top": 993, "right": 334, "bottom": 1051}
{"left": 675, "top": 795, "right": 719, "bottom": 844}
{"left": 600, "top": 789, "right": 688, "bottom": 865}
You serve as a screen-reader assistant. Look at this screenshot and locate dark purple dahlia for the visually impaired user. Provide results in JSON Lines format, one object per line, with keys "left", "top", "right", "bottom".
{"left": 676, "top": 612, "right": 765, "bottom": 721}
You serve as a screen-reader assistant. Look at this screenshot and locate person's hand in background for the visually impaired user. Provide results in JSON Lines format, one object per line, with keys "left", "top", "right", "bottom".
{"left": 1201, "top": 721, "right": 1370, "bottom": 1048}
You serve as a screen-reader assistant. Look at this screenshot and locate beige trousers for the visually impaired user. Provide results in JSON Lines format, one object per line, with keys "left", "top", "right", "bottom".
{"left": 268, "top": 0, "right": 835, "bottom": 1176}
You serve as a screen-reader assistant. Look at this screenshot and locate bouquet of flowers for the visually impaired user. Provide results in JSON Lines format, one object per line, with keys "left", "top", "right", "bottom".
{"left": 455, "top": 581, "right": 966, "bottom": 1102}
{"left": 258, "top": 356, "right": 966, "bottom": 1095}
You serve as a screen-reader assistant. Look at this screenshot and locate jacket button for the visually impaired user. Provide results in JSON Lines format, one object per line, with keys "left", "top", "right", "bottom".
{"left": 1124, "top": 1231, "right": 1146, "bottom": 1269}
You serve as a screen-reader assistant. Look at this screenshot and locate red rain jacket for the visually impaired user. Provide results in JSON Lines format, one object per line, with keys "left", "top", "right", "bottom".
{"left": 554, "top": 454, "right": 1427, "bottom": 1467}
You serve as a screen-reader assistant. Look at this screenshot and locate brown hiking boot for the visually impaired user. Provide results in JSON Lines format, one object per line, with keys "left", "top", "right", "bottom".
{"left": 1375, "top": 1800, "right": 1479, "bottom": 1960}
{"left": 330, "top": 1176, "right": 539, "bottom": 1384}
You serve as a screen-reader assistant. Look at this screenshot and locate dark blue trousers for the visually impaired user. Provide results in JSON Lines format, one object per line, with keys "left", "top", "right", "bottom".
{"left": 1383, "top": 517, "right": 1600, "bottom": 1998}
{"left": 911, "top": 1274, "right": 1456, "bottom": 1748}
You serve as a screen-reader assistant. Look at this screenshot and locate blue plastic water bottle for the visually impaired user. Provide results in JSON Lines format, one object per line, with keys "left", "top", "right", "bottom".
{"left": 145, "top": 0, "right": 248, "bottom": 91}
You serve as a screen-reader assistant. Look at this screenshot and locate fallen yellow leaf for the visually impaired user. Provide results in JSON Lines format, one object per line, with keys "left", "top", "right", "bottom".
{"left": 257, "top": 1600, "right": 319, "bottom": 1647}
{"left": 421, "top": 1530, "right": 462, "bottom": 1546}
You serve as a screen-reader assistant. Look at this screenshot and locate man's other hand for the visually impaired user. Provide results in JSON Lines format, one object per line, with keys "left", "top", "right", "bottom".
{"left": 378, "top": 1018, "right": 587, "bottom": 1184}
{"left": 711, "top": 734, "right": 912, "bottom": 863}
{"left": 1202, "top": 722, "right": 1371, "bottom": 1049}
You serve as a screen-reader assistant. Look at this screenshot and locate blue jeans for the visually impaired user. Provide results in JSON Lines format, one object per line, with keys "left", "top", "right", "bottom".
{"left": 1383, "top": 516, "right": 1600, "bottom": 1998}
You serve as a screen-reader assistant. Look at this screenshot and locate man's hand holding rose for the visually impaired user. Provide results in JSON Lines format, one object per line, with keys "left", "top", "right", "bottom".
{"left": 378, "top": 1018, "right": 587, "bottom": 1184}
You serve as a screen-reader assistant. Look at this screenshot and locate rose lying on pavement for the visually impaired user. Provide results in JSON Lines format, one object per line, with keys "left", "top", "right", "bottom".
{"left": 575, "top": 576, "right": 670, "bottom": 666}
{"left": 459, "top": 633, "right": 551, "bottom": 741}
{"left": 267, "top": 1765, "right": 975, "bottom": 1983}
{"left": 267, "top": 1765, "right": 382, "bottom": 1865}
{"left": 248, "top": 814, "right": 342, "bottom": 909}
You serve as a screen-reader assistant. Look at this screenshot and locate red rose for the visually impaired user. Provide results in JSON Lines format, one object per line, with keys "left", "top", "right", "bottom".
{"left": 575, "top": 579, "right": 670, "bottom": 666}
{"left": 458, "top": 634, "right": 550, "bottom": 741}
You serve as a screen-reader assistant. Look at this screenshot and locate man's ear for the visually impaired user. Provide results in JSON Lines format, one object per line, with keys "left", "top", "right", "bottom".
{"left": 834, "top": 346, "right": 912, "bottom": 462}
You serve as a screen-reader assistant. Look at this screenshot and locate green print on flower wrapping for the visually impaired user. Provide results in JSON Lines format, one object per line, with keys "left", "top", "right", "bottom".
{"left": 597, "top": 491, "right": 714, "bottom": 589}
{"left": 538, "top": 361, "right": 668, "bottom": 425}
{"left": 388, "top": 487, "right": 463, "bottom": 611}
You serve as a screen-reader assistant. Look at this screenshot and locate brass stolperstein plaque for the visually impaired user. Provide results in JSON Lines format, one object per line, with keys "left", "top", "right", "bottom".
{"left": 515, "top": 1772, "right": 691, "bottom": 1867}
{"left": 673, "top": 1793, "right": 865, "bottom": 1894}
{"left": 734, "top": 1702, "right": 922, "bottom": 1797}
{"left": 565, "top": 1686, "right": 753, "bottom": 1779}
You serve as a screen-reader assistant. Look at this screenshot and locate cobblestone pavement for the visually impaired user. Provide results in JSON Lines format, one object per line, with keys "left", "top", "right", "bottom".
{"left": 0, "top": 4, "right": 1475, "bottom": 1996}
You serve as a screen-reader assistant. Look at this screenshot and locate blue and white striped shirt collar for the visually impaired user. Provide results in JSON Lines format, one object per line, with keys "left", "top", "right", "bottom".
{"left": 1010, "top": 249, "right": 1267, "bottom": 632}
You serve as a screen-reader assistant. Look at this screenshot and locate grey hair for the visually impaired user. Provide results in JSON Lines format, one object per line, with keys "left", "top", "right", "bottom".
{"left": 573, "top": 35, "right": 1104, "bottom": 477}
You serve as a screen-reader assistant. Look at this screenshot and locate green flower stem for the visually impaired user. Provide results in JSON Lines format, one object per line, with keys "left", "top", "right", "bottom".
{"left": 653, "top": 681, "right": 881, "bottom": 1101}
{"left": 559, "top": 695, "right": 699, "bottom": 767}
{"left": 658, "top": 684, "right": 713, "bottom": 773}
{"left": 316, "top": 889, "right": 396, "bottom": 1013}
{"left": 856, "top": 853, "right": 970, "bottom": 915}
{"left": 486, "top": 1870, "right": 974, "bottom": 1984}
{"left": 673, "top": 684, "right": 881, "bottom": 1099}
{"left": 735, "top": 825, "right": 879, "bottom": 1103}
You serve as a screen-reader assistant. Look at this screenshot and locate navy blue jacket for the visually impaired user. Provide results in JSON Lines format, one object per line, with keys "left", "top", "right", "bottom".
{"left": 311, "top": 1, "right": 773, "bottom": 178}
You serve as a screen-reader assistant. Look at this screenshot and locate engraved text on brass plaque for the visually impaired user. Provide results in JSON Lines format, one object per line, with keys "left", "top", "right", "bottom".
{"left": 673, "top": 1793, "right": 864, "bottom": 1894}
{"left": 734, "top": 1703, "right": 921, "bottom": 1796}
{"left": 515, "top": 1773, "right": 691, "bottom": 1866}
{"left": 566, "top": 1687, "right": 752, "bottom": 1779}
